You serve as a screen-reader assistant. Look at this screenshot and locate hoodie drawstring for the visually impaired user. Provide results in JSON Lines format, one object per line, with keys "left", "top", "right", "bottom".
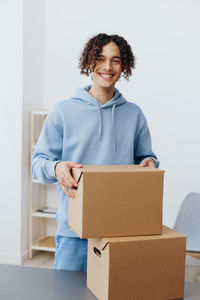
{"left": 112, "top": 104, "right": 117, "bottom": 152}
{"left": 96, "top": 101, "right": 102, "bottom": 139}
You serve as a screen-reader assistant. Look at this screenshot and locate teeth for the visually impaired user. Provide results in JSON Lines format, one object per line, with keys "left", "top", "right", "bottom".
{"left": 100, "top": 74, "right": 113, "bottom": 78}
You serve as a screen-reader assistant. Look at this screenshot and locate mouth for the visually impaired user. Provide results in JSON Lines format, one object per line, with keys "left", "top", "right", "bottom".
{"left": 98, "top": 72, "right": 115, "bottom": 79}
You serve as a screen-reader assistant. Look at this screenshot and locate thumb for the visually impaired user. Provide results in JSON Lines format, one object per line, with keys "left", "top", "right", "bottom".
{"left": 67, "top": 161, "right": 83, "bottom": 168}
{"left": 140, "top": 159, "right": 148, "bottom": 167}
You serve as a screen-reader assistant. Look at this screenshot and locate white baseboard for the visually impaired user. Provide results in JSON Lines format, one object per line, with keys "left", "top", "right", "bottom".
{"left": 0, "top": 250, "right": 29, "bottom": 265}
{"left": 21, "top": 250, "right": 29, "bottom": 264}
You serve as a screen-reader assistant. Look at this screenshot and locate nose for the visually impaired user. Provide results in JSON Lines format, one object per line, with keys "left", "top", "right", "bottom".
{"left": 103, "top": 59, "right": 112, "bottom": 71}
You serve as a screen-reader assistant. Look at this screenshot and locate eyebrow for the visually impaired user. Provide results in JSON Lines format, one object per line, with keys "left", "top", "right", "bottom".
{"left": 97, "top": 54, "right": 121, "bottom": 59}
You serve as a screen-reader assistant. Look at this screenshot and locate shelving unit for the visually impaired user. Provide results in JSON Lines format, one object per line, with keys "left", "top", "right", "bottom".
{"left": 29, "top": 110, "right": 57, "bottom": 259}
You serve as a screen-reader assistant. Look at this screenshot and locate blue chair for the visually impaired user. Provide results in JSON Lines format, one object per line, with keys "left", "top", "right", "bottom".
{"left": 173, "top": 192, "right": 200, "bottom": 252}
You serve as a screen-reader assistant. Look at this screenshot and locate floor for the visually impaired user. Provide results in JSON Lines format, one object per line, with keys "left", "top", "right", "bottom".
{"left": 23, "top": 251, "right": 55, "bottom": 269}
{"left": 22, "top": 251, "right": 200, "bottom": 282}
{"left": 185, "top": 255, "right": 200, "bottom": 282}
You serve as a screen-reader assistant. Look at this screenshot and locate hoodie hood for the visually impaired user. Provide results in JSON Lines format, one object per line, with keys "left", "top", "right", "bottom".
{"left": 72, "top": 85, "right": 127, "bottom": 108}
{"left": 72, "top": 85, "right": 127, "bottom": 152}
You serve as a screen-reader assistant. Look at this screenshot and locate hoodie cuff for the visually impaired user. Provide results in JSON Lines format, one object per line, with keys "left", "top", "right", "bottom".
{"left": 147, "top": 157, "right": 160, "bottom": 168}
{"left": 44, "top": 160, "right": 61, "bottom": 181}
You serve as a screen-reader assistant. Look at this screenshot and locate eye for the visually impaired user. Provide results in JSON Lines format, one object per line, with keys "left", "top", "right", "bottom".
{"left": 96, "top": 58, "right": 104, "bottom": 62}
{"left": 113, "top": 60, "right": 121, "bottom": 63}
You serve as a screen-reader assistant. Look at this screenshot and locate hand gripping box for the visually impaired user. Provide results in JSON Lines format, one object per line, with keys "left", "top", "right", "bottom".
{"left": 87, "top": 226, "right": 186, "bottom": 300}
{"left": 68, "top": 165, "right": 164, "bottom": 238}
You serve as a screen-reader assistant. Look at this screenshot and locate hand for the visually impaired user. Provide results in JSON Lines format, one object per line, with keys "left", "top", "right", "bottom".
{"left": 55, "top": 161, "right": 83, "bottom": 197}
{"left": 140, "top": 158, "right": 156, "bottom": 168}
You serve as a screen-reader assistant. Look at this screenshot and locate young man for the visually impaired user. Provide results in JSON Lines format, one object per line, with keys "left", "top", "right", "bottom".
{"left": 32, "top": 33, "right": 159, "bottom": 272}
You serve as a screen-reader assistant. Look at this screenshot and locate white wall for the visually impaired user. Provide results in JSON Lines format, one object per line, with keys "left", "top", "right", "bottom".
{"left": 0, "top": 0, "right": 23, "bottom": 263}
{"left": 0, "top": 0, "right": 45, "bottom": 264}
{"left": 22, "top": 0, "right": 45, "bottom": 261}
{"left": 43, "top": 0, "right": 200, "bottom": 227}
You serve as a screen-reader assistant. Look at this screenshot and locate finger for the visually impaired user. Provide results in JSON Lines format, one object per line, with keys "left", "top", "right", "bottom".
{"left": 60, "top": 184, "right": 69, "bottom": 196}
{"left": 66, "top": 165, "right": 81, "bottom": 186}
{"left": 60, "top": 184, "right": 75, "bottom": 198}
{"left": 66, "top": 174, "right": 78, "bottom": 188}
{"left": 59, "top": 175, "right": 76, "bottom": 189}
{"left": 66, "top": 189, "right": 75, "bottom": 198}
{"left": 60, "top": 169, "right": 78, "bottom": 188}
{"left": 60, "top": 177, "right": 76, "bottom": 189}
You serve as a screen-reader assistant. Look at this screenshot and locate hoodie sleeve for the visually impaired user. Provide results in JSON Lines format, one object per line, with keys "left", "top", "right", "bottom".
{"left": 31, "top": 105, "right": 63, "bottom": 184}
{"left": 134, "top": 114, "right": 159, "bottom": 168}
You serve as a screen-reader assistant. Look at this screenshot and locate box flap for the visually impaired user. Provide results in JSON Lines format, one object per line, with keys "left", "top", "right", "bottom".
{"left": 80, "top": 164, "right": 164, "bottom": 173}
{"left": 71, "top": 168, "right": 83, "bottom": 183}
{"left": 101, "top": 226, "right": 186, "bottom": 244}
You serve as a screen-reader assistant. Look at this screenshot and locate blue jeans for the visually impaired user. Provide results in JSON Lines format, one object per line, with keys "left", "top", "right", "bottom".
{"left": 54, "top": 235, "right": 88, "bottom": 272}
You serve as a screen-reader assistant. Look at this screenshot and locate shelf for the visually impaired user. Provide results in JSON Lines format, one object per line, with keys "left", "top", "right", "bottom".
{"left": 187, "top": 251, "right": 200, "bottom": 260}
{"left": 31, "top": 178, "right": 57, "bottom": 185}
{"left": 32, "top": 178, "right": 40, "bottom": 183}
{"left": 32, "top": 210, "right": 56, "bottom": 219}
{"left": 32, "top": 110, "right": 48, "bottom": 116}
{"left": 32, "top": 245, "right": 56, "bottom": 252}
{"left": 32, "top": 237, "right": 56, "bottom": 252}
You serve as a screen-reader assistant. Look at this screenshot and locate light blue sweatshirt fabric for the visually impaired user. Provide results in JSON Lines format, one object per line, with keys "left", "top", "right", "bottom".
{"left": 32, "top": 85, "right": 159, "bottom": 237}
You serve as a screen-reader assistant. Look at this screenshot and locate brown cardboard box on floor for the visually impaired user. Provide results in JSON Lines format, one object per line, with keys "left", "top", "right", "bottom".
{"left": 87, "top": 226, "right": 186, "bottom": 300}
{"left": 68, "top": 165, "right": 164, "bottom": 238}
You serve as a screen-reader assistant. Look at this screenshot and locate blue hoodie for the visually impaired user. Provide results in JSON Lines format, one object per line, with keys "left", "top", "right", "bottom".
{"left": 32, "top": 85, "right": 159, "bottom": 237}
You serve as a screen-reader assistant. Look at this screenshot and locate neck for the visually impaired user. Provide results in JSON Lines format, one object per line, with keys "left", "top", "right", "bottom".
{"left": 89, "top": 85, "right": 115, "bottom": 105}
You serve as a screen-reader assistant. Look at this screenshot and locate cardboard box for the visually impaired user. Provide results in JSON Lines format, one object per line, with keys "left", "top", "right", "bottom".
{"left": 87, "top": 226, "right": 186, "bottom": 300}
{"left": 68, "top": 165, "right": 164, "bottom": 238}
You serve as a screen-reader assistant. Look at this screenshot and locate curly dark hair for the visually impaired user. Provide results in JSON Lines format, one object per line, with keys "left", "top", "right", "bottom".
{"left": 79, "top": 33, "right": 135, "bottom": 80}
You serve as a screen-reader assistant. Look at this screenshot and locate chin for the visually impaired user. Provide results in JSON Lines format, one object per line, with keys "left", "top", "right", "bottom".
{"left": 100, "top": 83, "right": 115, "bottom": 89}
{"left": 97, "top": 79, "right": 116, "bottom": 89}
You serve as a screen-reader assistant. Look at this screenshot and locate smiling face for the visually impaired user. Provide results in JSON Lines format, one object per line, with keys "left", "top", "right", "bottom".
{"left": 90, "top": 41, "right": 122, "bottom": 91}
